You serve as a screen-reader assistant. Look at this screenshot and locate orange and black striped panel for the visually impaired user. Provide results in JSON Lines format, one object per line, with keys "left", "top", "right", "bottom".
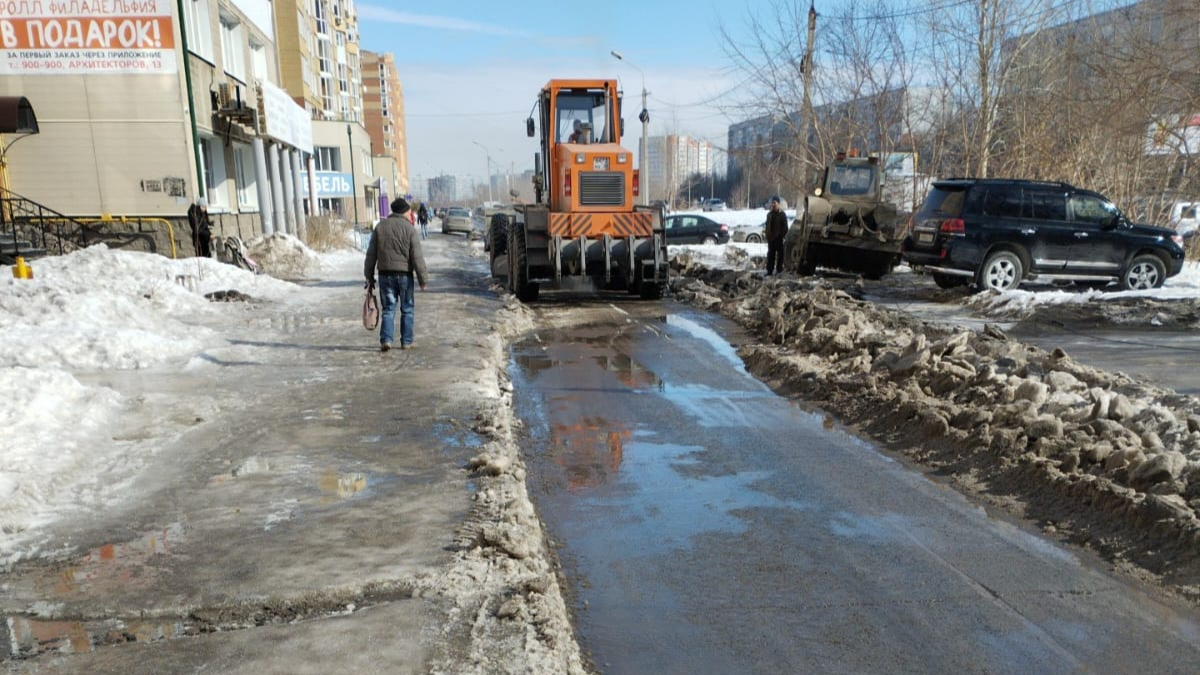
{"left": 548, "top": 212, "right": 654, "bottom": 238}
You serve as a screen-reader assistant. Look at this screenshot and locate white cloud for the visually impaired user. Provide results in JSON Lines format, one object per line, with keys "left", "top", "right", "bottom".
{"left": 357, "top": 6, "right": 534, "bottom": 37}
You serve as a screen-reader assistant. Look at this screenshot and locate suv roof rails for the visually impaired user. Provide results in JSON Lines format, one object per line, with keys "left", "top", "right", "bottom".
{"left": 937, "top": 177, "right": 1076, "bottom": 190}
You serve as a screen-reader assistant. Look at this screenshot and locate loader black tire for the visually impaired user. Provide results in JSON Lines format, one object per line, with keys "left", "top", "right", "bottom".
{"left": 639, "top": 281, "right": 664, "bottom": 300}
{"left": 488, "top": 214, "right": 509, "bottom": 263}
{"left": 507, "top": 221, "right": 539, "bottom": 302}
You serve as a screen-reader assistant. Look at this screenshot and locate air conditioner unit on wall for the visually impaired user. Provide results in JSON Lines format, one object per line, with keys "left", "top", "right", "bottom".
{"left": 217, "top": 82, "right": 245, "bottom": 111}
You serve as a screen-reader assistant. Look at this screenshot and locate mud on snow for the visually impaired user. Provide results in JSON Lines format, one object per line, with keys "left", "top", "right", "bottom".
{"left": 670, "top": 253, "right": 1200, "bottom": 603}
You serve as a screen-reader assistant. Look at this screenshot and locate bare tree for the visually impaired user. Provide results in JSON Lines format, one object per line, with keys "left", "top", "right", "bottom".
{"left": 721, "top": 0, "right": 921, "bottom": 201}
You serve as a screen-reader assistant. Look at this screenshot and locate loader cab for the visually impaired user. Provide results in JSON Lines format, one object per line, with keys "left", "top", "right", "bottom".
{"left": 530, "top": 79, "right": 634, "bottom": 211}
{"left": 554, "top": 90, "right": 615, "bottom": 144}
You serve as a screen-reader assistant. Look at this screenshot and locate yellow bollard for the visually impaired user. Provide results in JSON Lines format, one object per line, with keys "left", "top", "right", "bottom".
{"left": 11, "top": 256, "right": 32, "bottom": 279}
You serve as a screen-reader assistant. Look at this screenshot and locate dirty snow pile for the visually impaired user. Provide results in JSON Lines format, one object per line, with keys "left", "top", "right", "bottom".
{"left": 966, "top": 261, "right": 1200, "bottom": 319}
{"left": 411, "top": 296, "right": 587, "bottom": 675}
{"left": 670, "top": 244, "right": 767, "bottom": 271}
{"left": 243, "top": 232, "right": 323, "bottom": 279}
{"left": 0, "top": 246, "right": 296, "bottom": 565}
{"left": 673, "top": 263, "right": 1200, "bottom": 593}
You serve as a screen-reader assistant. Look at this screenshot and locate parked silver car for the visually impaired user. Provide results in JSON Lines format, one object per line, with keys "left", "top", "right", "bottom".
{"left": 701, "top": 198, "right": 727, "bottom": 212}
{"left": 442, "top": 207, "right": 473, "bottom": 235}
{"left": 731, "top": 223, "right": 765, "bottom": 243}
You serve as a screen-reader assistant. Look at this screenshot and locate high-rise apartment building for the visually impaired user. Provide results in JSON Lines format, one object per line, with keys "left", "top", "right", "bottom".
{"left": 361, "top": 51, "right": 409, "bottom": 197}
{"left": 646, "top": 135, "right": 715, "bottom": 205}
{"left": 273, "top": 0, "right": 375, "bottom": 222}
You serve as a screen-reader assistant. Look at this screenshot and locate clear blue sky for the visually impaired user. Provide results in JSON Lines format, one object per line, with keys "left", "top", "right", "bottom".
{"left": 355, "top": 1, "right": 772, "bottom": 191}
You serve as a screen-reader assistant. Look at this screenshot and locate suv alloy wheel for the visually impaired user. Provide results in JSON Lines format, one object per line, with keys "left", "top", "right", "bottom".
{"left": 1121, "top": 254, "right": 1166, "bottom": 291}
{"left": 978, "top": 250, "right": 1024, "bottom": 292}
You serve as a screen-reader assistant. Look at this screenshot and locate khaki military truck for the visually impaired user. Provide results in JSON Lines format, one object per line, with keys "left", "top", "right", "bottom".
{"left": 783, "top": 152, "right": 903, "bottom": 279}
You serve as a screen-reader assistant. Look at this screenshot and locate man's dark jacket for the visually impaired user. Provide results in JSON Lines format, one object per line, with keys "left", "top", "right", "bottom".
{"left": 364, "top": 214, "right": 428, "bottom": 285}
{"left": 765, "top": 208, "right": 789, "bottom": 242}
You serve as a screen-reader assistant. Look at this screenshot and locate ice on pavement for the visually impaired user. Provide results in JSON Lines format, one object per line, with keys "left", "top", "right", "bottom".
{"left": 0, "top": 243, "right": 300, "bottom": 565}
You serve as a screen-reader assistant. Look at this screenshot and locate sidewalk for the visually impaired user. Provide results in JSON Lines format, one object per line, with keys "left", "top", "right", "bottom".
{"left": 3, "top": 237, "right": 582, "bottom": 674}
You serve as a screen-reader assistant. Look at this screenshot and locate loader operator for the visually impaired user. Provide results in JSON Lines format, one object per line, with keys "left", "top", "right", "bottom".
{"left": 569, "top": 119, "right": 586, "bottom": 143}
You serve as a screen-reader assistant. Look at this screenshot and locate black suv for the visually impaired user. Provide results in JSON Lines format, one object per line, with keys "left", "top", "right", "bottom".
{"left": 902, "top": 179, "right": 1186, "bottom": 291}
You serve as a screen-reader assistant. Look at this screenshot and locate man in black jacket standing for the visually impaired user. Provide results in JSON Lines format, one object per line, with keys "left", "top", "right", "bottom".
{"left": 764, "top": 195, "right": 789, "bottom": 275}
{"left": 365, "top": 198, "right": 428, "bottom": 352}
{"left": 187, "top": 198, "right": 213, "bottom": 258}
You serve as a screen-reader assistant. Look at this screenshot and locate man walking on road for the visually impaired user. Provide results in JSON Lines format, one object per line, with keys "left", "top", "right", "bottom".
{"left": 765, "top": 195, "right": 789, "bottom": 275}
{"left": 365, "top": 198, "right": 428, "bottom": 352}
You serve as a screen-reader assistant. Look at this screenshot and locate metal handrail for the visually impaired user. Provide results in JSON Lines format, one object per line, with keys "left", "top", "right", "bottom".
{"left": 35, "top": 215, "right": 179, "bottom": 259}
{"left": 0, "top": 187, "right": 92, "bottom": 260}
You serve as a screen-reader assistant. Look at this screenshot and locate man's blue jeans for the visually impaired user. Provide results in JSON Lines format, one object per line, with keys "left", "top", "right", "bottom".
{"left": 378, "top": 272, "right": 415, "bottom": 346}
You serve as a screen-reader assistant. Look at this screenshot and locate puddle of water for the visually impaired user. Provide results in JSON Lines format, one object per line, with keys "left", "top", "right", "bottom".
{"left": 557, "top": 438, "right": 792, "bottom": 560}
{"left": 432, "top": 422, "right": 486, "bottom": 452}
{"left": 591, "top": 355, "right": 662, "bottom": 391}
{"left": 317, "top": 469, "right": 368, "bottom": 503}
{"left": 664, "top": 314, "right": 747, "bottom": 371}
{"left": 548, "top": 419, "right": 630, "bottom": 490}
{"left": 515, "top": 353, "right": 561, "bottom": 379}
{"left": 3, "top": 615, "right": 195, "bottom": 659}
{"left": 656, "top": 383, "right": 774, "bottom": 428}
{"left": 34, "top": 523, "right": 186, "bottom": 599}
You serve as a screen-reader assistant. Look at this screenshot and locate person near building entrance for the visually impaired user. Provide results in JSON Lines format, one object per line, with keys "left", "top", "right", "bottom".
{"left": 417, "top": 202, "right": 430, "bottom": 239}
{"left": 364, "top": 197, "right": 428, "bottom": 352}
{"left": 765, "top": 195, "right": 789, "bottom": 275}
{"left": 187, "top": 198, "right": 213, "bottom": 258}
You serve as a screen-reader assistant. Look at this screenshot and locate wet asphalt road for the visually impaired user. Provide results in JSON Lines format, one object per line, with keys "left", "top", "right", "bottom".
{"left": 512, "top": 300, "right": 1200, "bottom": 675}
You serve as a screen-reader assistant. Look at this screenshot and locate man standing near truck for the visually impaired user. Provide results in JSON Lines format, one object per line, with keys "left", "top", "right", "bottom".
{"left": 765, "top": 195, "right": 789, "bottom": 275}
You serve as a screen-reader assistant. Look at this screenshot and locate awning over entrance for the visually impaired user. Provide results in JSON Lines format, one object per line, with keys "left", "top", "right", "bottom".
{"left": 0, "top": 97, "right": 38, "bottom": 135}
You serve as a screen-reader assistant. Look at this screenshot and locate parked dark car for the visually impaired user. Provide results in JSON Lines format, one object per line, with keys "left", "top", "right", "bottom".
{"left": 663, "top": 214, "right": 730, "bottom": 245}
{"left": 901, "top": 179, "right": 1186, "bottom": 291}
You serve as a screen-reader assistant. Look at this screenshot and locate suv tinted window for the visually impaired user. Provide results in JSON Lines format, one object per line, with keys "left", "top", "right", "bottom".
{"left": 1025, "top": 189, "right": 1066, "bottom": 220}
{"left": 918, "top": 185, "right": 967, "bottom": 217}
{"left": 968, "top": 185, "right": 1024, "bottom": 218}
{"left": 1069, "top": 193, "right": 1117, "bottom": 226}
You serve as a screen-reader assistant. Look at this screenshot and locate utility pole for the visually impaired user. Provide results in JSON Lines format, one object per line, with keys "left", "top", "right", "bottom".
{"left": 347, "top": 124, "right": 360, "bottom": 226}
{"left": 611, "top": 50, "right": 650, "bottom": 205}
{"left": 800, "top": 2, "right": 817, "bottom": 180}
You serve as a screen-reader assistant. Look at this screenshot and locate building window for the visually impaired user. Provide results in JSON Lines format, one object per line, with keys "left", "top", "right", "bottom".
{"left": 319, "top": 198, "right": 343, "bottom": 216}
{"left": 315, "top": 146, "right": 341, "bottom": 171}
{"left": 199, "top": 136, "right": 229, "bottom": 210}
{"left": 219, "top": 14, "right": 246, "bottom": 82}
{"left": 317, "top": 40, "right": 331, "bottom": 75}
{"left": 249, "top": 38, "right": 268, "bottom": 83}
{"left": 183, "top": 0, "right": 214, "bottom": 62}
{"left": 301, "top": 55, "right": 313, "bottom": 92}
{"left": 233, "top": 143, "right": 259, "bottom": 210}
{"left": 313, "top": 0, "right": 328, "bottom": 35}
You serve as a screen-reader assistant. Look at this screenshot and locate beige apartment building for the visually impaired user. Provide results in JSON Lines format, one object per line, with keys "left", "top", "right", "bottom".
{"left": 272, "top": 0, "right": 377, "bottom": 224}
{"left": 361, "top": 50, "right": 409, "bottom": 200}
{"left": 0, "top": 0, "right": 313, "bottom": 251}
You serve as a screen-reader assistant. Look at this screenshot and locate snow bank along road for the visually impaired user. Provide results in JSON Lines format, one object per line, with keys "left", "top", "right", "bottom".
{"left": 673, "top": 256, "right": 1200, "bottom": 606}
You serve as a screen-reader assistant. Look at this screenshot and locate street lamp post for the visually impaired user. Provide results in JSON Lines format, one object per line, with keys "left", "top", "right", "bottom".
{"left": 610, "top": 50, "right": 649, "bottom": 206}
{"left": 346, "top": 124, "right": 360, "bottom": 226}
{"left": 472, "top": 140, "right": 494, "bottom": 204}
